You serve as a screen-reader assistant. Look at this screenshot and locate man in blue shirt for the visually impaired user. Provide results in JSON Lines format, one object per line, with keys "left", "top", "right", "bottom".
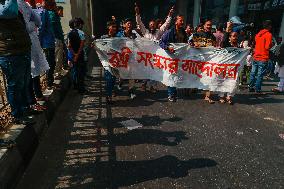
{"left": 38, "top": 0, "right": 56, "bottom": 89}
{"left": 0, "top": 0, "right": 34, "bottom": 125}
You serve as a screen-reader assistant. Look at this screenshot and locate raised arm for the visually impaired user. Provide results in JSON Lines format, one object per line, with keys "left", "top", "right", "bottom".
{"left": 0, "top": 0, "right": 18, "bottom": 18}
{"left": 159, "top": 6, "right": 174, "bottom": 33}
{"left": 135, "top": 3, "right": 147, "bottom": 36}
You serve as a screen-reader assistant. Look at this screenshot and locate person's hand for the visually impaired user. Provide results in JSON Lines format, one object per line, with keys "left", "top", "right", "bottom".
{"left": 226, "top": 21, "right": 233, "bottom": 32}
{"left": 111, "top": 16, "right": 116, "bottom": 21}
{"left": 135, "top": 2, "right": 140, "bottom": 15}
{"left": 168, "top": 46, "right": 175, "bottom": 53}
{"left": 194, "top": 42, "right": 200, "bottom": 48}
{"left": 168, "top": 6, "right": 175, "bottom": 17}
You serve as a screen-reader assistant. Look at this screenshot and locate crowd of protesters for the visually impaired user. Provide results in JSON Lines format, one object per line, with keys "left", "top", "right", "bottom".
{"left": 98, "top": 3, "right": 284, "bottom": 105}
{"left": 1, "top": 0, "right": 284, "bottom": 132}
{"left": 0, "top": 0, "right": 88, "bottom": 130}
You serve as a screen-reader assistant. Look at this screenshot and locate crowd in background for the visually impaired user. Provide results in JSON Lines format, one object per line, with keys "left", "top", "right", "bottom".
{"left": 0, "top": 0, "right": 87, "bottom": 130}
{"left": 99, "top": 3, "right": 284, "bottom": 105}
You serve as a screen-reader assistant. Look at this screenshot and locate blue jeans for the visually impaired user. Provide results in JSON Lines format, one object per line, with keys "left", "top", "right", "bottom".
{"left": 249, "top": 60, "right": 268, "bottom": 92}
{"left": 0, "top": 54, "right": 31, "bottom": 118}
{"left": 168, "top": 87, "right": 177, "bottom": 97}
{"left": 104, "top": 70, "right": 116, "bottom": 97}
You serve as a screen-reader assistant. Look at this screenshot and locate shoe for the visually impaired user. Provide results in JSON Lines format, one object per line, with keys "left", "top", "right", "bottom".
{"left": 219, "top": 97, "right": 226, "bottom": 104}
{"left": 0, "top": 139, "right": 16, "bottom": 149}
{"left": 117, "top": 84, "right": 123, "bottom": 91}
{"left": 24, "top": 107, "right": 42, "bottom": 116}
{"left": 130, "top": 93, "right": 137, "bottom": 99}
{"left": 226, "top": 97, "right": 234, "bottom": 105}
{"left": 112, "top": 91, "right": 117, "bottom": 97}
{"left": 13, "top": 117, "right": 35, "bottom": 126}
{"left": 141, "top": 84, "right": 146, "bottom": 91}
{"left": 36, "top": 97, "right": 48, "bottom": 102}
{"left": 168, "top": 96, "right": 177, "bottom": 102}
{"left": 47, "top": 84, "right": 55, "bottom": 90}
{"left": 79, "top": 89, "right": 88, "bottom": 95}
{"left": 149, "top": 86, "right": 157, "bottom": 93}
{"left": 255, "top": 91, "right": 266, "bottom": 95}
{"left": 272, "top": 88, "right": 281, "bottom": 93}
{"left": 248, "top": 88, "right": 255, "bottom": 92}
{"left": 31, "top": 104, "right": 47, "bottom": 111}
{"left": 204, "top": 96, "right": 214, "bottom": 104}
{"left": 106, "top": 97, "right": 114, "bottom": 105}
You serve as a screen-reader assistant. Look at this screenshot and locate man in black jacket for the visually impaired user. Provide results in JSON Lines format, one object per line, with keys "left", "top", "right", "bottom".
{"left": 0, "top": 0, "right": 34, "bottom": 125}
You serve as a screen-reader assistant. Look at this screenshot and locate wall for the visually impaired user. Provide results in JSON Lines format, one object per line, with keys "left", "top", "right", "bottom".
{"left": 57, "top": 0, "right": 72, "bottom": 35}
{"left": 70, "top": 0, "right": 93, "bottom": 38}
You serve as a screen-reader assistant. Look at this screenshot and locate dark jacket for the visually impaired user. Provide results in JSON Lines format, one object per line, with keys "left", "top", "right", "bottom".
{"left": 38, "top": 9, "right": 55, "bottom": 48}
{"left": 49, "top": 11, "right": 64, "bottom": 41}
{"left": 0, "top": 13, "right": 31, "bottom": 56}
{"left": 159, "top": 27, "right": 187, "bottom": 50}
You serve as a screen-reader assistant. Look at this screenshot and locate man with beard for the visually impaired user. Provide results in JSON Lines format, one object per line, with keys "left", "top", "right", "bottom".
{"left": 135, "top": 3, "right": 174, "bottom": 92}
{"left": 0, "top": 0, "right": 34, "bottom": 125}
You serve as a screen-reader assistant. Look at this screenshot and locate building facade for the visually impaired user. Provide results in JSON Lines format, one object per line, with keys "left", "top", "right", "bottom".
{"left": 181, "top": 0, "right": 284, "bottom": 38}
{"left": 26, "top": 0, "right": 284, "bottom": 39}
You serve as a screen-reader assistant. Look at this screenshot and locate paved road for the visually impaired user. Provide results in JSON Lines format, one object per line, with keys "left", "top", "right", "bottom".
{"left": 16, "top": 53, "right": 284, "bottom": 189}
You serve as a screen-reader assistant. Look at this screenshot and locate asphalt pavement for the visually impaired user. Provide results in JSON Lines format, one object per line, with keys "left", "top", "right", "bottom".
{"left": 15, "top": 53, "right": 284, "bottom": 189}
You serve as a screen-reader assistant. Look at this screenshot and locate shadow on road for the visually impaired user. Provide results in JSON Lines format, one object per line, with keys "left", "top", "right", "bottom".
{"left": 51, "top": 51, "right": 217, "bottom": 189}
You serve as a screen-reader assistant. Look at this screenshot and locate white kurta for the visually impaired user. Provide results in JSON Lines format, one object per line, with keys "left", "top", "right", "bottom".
{"left": 18, "top": 0, "right": 49, "bottom": 78}
{"left": 136, "top": 14, "right": 172, "bottom": 41}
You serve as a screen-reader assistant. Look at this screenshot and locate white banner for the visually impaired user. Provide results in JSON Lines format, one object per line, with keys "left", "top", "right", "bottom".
{"left": 94, "top": 38, "right": 250, "bottom": 93}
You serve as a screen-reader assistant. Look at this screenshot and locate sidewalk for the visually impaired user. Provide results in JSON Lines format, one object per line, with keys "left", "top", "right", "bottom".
{"left": 0, "top": 71, "right": 71, "bottom": 189}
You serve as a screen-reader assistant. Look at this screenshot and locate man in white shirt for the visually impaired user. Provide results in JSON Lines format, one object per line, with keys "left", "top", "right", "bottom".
{"left": 135, "top": 3, "right": 174, "bottom": 42}
{"left": 135, "top": 3, "right": 174, "bottom": 92}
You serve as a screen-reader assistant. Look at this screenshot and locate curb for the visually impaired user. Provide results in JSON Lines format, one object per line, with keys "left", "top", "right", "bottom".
{"left": 0, "top": 72, "right": 71, "bottom": 189}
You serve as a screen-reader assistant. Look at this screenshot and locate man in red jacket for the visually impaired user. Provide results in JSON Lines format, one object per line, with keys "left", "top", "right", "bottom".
{"left": 249, "top": 20, "right": 273, "bottom": 94}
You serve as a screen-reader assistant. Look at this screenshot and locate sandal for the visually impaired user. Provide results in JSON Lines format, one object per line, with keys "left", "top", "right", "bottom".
{"left": 141, "top": 84, "right": 146, "bottom": 91}
{"left": 219, "top": 97, "right": 226, "bottom": 104}
{"left": 106, "top": 96, "right": 114, "bottom": 105}
{"left": 226, "top": 97, "right": 233, "bottom": 105}
{"left": 149, "top": 86, "right": 157, "bottom": 93}
{"left": 272, "top": 88, "right": 281, "bottom": 93}
{"left": 204, "top": 96, "right": 215, "bottom": 104}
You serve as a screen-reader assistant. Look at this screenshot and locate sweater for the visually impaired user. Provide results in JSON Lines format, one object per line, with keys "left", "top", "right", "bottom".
{"left": 253, "top": 29, "right": 272, "bottom": 62}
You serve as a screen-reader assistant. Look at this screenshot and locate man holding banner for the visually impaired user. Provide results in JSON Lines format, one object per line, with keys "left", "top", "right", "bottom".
{"left": 159, "top": 15, "right": 187, "bottom": 102}
{"left": 135, "top": 3, "right": 174, "bottom": 93}
{"left": 192, "top": 18, "right": 217, "bottom": 104}
{"left": 117, "top": 18, "right": 138, "bottom": 99}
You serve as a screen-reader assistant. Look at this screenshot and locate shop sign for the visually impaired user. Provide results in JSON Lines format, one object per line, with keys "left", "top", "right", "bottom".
{"left": 248, "top": 3, "right": 262, "bottom": 10}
